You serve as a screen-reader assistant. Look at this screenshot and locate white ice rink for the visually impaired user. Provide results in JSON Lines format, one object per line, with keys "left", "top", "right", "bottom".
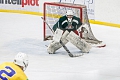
{"left": 0, "top": 12, "right": 120, "bottom": 80}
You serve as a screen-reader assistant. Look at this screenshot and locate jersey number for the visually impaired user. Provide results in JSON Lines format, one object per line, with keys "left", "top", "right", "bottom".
{"left": 0, "top": 66, "right": 16, "bottom": 80}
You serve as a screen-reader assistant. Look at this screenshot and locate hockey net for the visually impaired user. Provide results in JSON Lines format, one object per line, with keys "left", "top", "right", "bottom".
{"left": 43, "top": 2, "right": 103, "bottom": 44}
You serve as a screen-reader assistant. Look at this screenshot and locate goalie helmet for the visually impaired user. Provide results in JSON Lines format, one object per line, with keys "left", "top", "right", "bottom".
{"left": 66, "top": 10, "right": 74, "bottom": 22}
{"left": 66, "top": 10, "right": 74, "bottom": 16}
{"left": 13, "top": 52, "right": 29, "bottom": 71}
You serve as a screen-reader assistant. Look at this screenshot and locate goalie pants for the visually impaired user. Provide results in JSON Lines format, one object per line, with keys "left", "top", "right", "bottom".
{"left": 47, "top": 31, "right": 91, "bottom": 54}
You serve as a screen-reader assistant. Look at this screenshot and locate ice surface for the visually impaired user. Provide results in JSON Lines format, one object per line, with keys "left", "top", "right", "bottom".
{"left": 0, "top": 12, "right": 120, "bottom": 80}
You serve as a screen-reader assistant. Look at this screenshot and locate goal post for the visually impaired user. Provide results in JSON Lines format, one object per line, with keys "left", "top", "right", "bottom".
{"left": 43, "top": 2, "right": 99, "bottom": 42}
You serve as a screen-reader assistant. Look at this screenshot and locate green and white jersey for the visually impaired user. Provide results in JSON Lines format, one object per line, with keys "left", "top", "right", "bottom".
{"left": 53, "top": 15, "right": 82, "bottom": 32}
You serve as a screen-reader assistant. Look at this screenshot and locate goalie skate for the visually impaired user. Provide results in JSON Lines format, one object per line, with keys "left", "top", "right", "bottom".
{"left": 83, "top": 38, "right": 106, "bottom": 48}
{"left": 91, "top": 41, "right": 106, "bottom": 48}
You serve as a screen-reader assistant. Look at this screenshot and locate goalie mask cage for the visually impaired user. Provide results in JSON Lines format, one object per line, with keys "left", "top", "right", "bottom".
{"left": 43, "top": 2, "right": 99, "bottom": 42}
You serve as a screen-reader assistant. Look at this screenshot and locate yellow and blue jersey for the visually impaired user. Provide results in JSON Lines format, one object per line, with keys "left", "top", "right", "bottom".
{"left": 0, "top": 62, "right": 28, "bottom": 80}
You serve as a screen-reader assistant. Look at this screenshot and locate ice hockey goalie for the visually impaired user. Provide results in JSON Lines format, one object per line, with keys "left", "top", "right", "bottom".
{"left": 47, "top": 10, "right": 92, "bottom": 54}
{"left": 46, "top": 9, "right": 106, "bottom": 54}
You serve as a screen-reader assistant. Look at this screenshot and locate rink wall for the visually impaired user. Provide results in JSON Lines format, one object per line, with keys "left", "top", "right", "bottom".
{"left": 0, "top": 0, "right": 120, "bottom": 28}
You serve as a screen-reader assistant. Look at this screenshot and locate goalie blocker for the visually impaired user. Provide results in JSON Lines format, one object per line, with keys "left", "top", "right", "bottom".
{"left": 47, "top": 29, "right": 91, "bottom": 54}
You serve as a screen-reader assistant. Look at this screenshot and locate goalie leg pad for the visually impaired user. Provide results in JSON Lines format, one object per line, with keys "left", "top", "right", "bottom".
{"left": 47, "top": 30, "right": 69, "bottom": 54}
{"left": 66, "top": 31, "right": 91, "bottom": 53}
{"left": 47, "top": 41, "right": 62, "bottom": 54}
{"left": 53, "top": 28, "right": 63, "bottom": 42}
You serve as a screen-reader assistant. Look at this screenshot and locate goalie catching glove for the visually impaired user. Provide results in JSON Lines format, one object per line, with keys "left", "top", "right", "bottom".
{"left": 77, "top": 24, "right": 106, "bottom": 48}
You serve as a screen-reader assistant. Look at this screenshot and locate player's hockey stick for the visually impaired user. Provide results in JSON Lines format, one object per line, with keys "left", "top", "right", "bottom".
{"left": 41, "top": 17, "right": 83, "bottom": 57}
{"left": 41, "top": 17, "right": 54, "bottom": 33}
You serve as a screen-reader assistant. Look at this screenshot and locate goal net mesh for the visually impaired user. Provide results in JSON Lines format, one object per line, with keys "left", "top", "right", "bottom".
{"left": 43, "top": 2, "right": 100, "bottom": 43}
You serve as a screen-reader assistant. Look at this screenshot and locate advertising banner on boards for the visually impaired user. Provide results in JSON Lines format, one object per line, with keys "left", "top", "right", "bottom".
{"left": 0, "top": 0, "right": 39, "bottom": 12}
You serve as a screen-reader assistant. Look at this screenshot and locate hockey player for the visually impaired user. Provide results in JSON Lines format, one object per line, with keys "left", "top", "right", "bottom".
{"left": 47, "top": 10, "right": 91, "bottom": 54}
{"left": 0, "top": 52, "right": 29, "bottom": 80}
{"left": 53, "top": 10, "right": 82, "bottom": 34}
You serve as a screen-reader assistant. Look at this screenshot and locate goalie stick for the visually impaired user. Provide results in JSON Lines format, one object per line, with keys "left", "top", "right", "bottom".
{"left": 41, "top": 17, "right": 83, "bottom": 57}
